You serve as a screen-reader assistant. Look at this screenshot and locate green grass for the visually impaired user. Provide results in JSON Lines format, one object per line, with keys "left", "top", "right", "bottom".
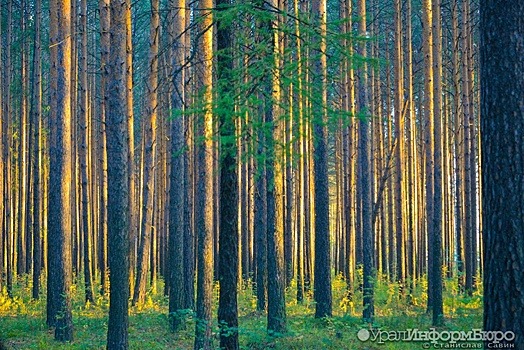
{"left": 0, "top": 274, "right": 482, "bottom": 349}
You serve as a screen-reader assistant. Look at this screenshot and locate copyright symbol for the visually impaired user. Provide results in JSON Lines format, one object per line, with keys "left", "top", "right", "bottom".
{"left": 422, "top": 343, "right": 431, "bottom": 349}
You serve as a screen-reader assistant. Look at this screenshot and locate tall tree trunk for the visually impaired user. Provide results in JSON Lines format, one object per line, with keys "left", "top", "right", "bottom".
{"left": 4, "top": 0, "right": 14, "bottom": 298}
{"left": 194, "top": 0, "right": 215, "bottom": 347}
{"left": 0, "top": 0, "right": 5, "bottom": 294}
{"left": 254, "top": 142, "right": 267, "bottom": 311}
{"left": 217, "top": 2, "right": 239, "bottom": 347}
{"left": 18, "top": 0, "right": 28, "bottom": 277}
{"left": 47, "top": 0, "right": 74, "bottom": 341}
{"left": 393, "top": 0, "right": 405, "bottom": 294}
{"left": 168, "top": 0, "right": 187, "bottom": 331}
{"left": 31, "top": 0, "right": 43, "bottom": 300}
{"left": 358, "top": 0, "right": 373, "bottom": 322}
{"left": 133, "top": 0, "right": 160, "bottom": 306}
{"left": 385, "top": 53, "right": 395, "bottom": 283}
{"left": 460, "top": 0, "right": 473, "bottom": 297}
{"left": 79, "top": 0, "right": 94, "bottom": 304}
{"left": 431, "top": 0, "right": 444, "bottom": 325}
{"left": 98, "top": 0, "right": 110, "bottom": 296}
{"left": 127, "top": 0, "right": 137, "bottom": 295}
{"left": 184, "top": 109, "right": 195, "bottom": 310}
{"left": 481, "top": 1, "right": 524, "bottom": 347}
{"left": 70, "top": 0, "right": 79, "bottom": 279}
{"left": 284, "top": 141, "right": 293, "bottom": 288}
{"left": 106, "top": 0, "right": 130, "bottom": 348}
{"left": 262, "top": 0, "right": 287, "bottom": 334}
{"left": 311, "top": 0, "right": 332, "bottom": 319}
{"left": 404, "top": 0, "right": 417, "bottom": 294}
{"left": 294, "top": 0, "right": 305, "bottom": 302}
{"left": 422, "top": 0, "right": 435, "bottom": 312}
{"left": 451, "top": 0, "right": 464, "bottom": 293}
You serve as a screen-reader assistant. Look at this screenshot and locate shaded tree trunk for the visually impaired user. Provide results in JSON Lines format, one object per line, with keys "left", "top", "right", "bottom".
{"left": 431, "top": 0, "right": 443, "bottom": 326}
{"left": 106, "top": 0, "right": 130, "bottom": 348}
{"left": 481, "top": 0, "right": 524, "bottom": 347}
{"left": 311, "top": 0, "right": 332, "bottom": 319}
{"left": 168, "top": 0, "right": 187, "bottom": 332}
{"left": 262, "top": 0, "right": 287, "bottom": 334}
{"left": 358, "top": 0, "right": 373, "bottom": 322}
{"left": 31, "top": 0, "right": 43, "bottom": 300}
{"left": 217, "top": 2, "right": 239, "bottom": 347}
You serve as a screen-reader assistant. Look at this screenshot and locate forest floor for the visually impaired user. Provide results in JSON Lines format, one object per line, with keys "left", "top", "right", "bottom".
{"left": 0, "top": 275, "right": 482, "bottom": 349}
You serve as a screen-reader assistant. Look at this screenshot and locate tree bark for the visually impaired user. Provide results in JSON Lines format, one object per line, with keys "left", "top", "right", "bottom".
{"left": 358, "top": 0, "right": 373, "bottom": 322}
{"left": 79, "top": 0, "right": 94, "bottom": 304}
{"left": 0, "top": 0, "right": 5, "bottom": 294}
{"left": 431, "top": 0, "right": 444, "bottom": 325}
{"left": 106, "top": 0, "right": 130, "bottom": 348}
{"left": 127, "top": 0, "right": 138, "bottom": 295}
{"left": 422, "top": 0, "right": 435, "bottom": 312}
{"left": 133, "top": 0, "right": 160, "bottom": 306}
{"left": 194, "top": 0, "right": 215, "bottom": 347}
{"left": 168, "top": 0, "right": 187, "bottom": 331}
{"left": 311, "top": 0, "right": 332, "bottom": 319}
{"left": 98, "top": 0, "right": 110, "bottom": 296}
{"left": 47, "top": 0, "right": 74, "bottom": 341}
{"left": 262, "top": 0, "right": 287, "bottom": 334}
{"left": 217, "top": 2, "right": 239, "bottom": 347}
{"left": 481, "top": 0, "right": 524, "bottom": 347}
{"left": 31, "top": 0, "right": 43, "bottom": 300}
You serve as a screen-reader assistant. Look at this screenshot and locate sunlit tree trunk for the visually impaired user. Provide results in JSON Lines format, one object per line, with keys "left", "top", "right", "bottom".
{"left": 403, "top": 0, "right": 417, "bottom": 294}
{"left": 70, "top": 0, "right": 80, "bottom": 278}
{"left": 98, "top": 0, "right": 110, "bottom": 296}
{"left": 0, "top": 5, "right": 4, "bottom": 291}
{"left": 294, "top": 0, "right": 305, "bottom": 303}
{"left": 133, "top": 0, "right": 160, "bottom": 306}
{"left": 341, "top": 0, "right": 356, "bottom": 296}
{"left": 385, "top": 47, "right": 395, "bottom": 284}
{"left": 17, "top": 0, "right": 28, "bottom": 277}
{"left": 79, "top": 0, "right": 94, "bottom": 303}
{"left": 0, "top": 0, "right": 5, "bottom": 293}
{"left": 127, "top": 1, "right": 138, "bottom": 295}
{"left": 194, "top": 0, "right": 215, "bottom": 347}
{"left": 47, "top": 0, "right": 74, "bottom": 341}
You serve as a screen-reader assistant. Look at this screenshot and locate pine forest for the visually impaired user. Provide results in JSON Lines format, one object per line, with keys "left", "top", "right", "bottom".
{"left": 0, "top": 0, "right": 522, "bottom": 349}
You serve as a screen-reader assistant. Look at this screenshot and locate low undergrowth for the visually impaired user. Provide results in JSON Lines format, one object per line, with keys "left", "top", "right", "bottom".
{"left": 0, "top": 274, "right": 482, "bottom": 349}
